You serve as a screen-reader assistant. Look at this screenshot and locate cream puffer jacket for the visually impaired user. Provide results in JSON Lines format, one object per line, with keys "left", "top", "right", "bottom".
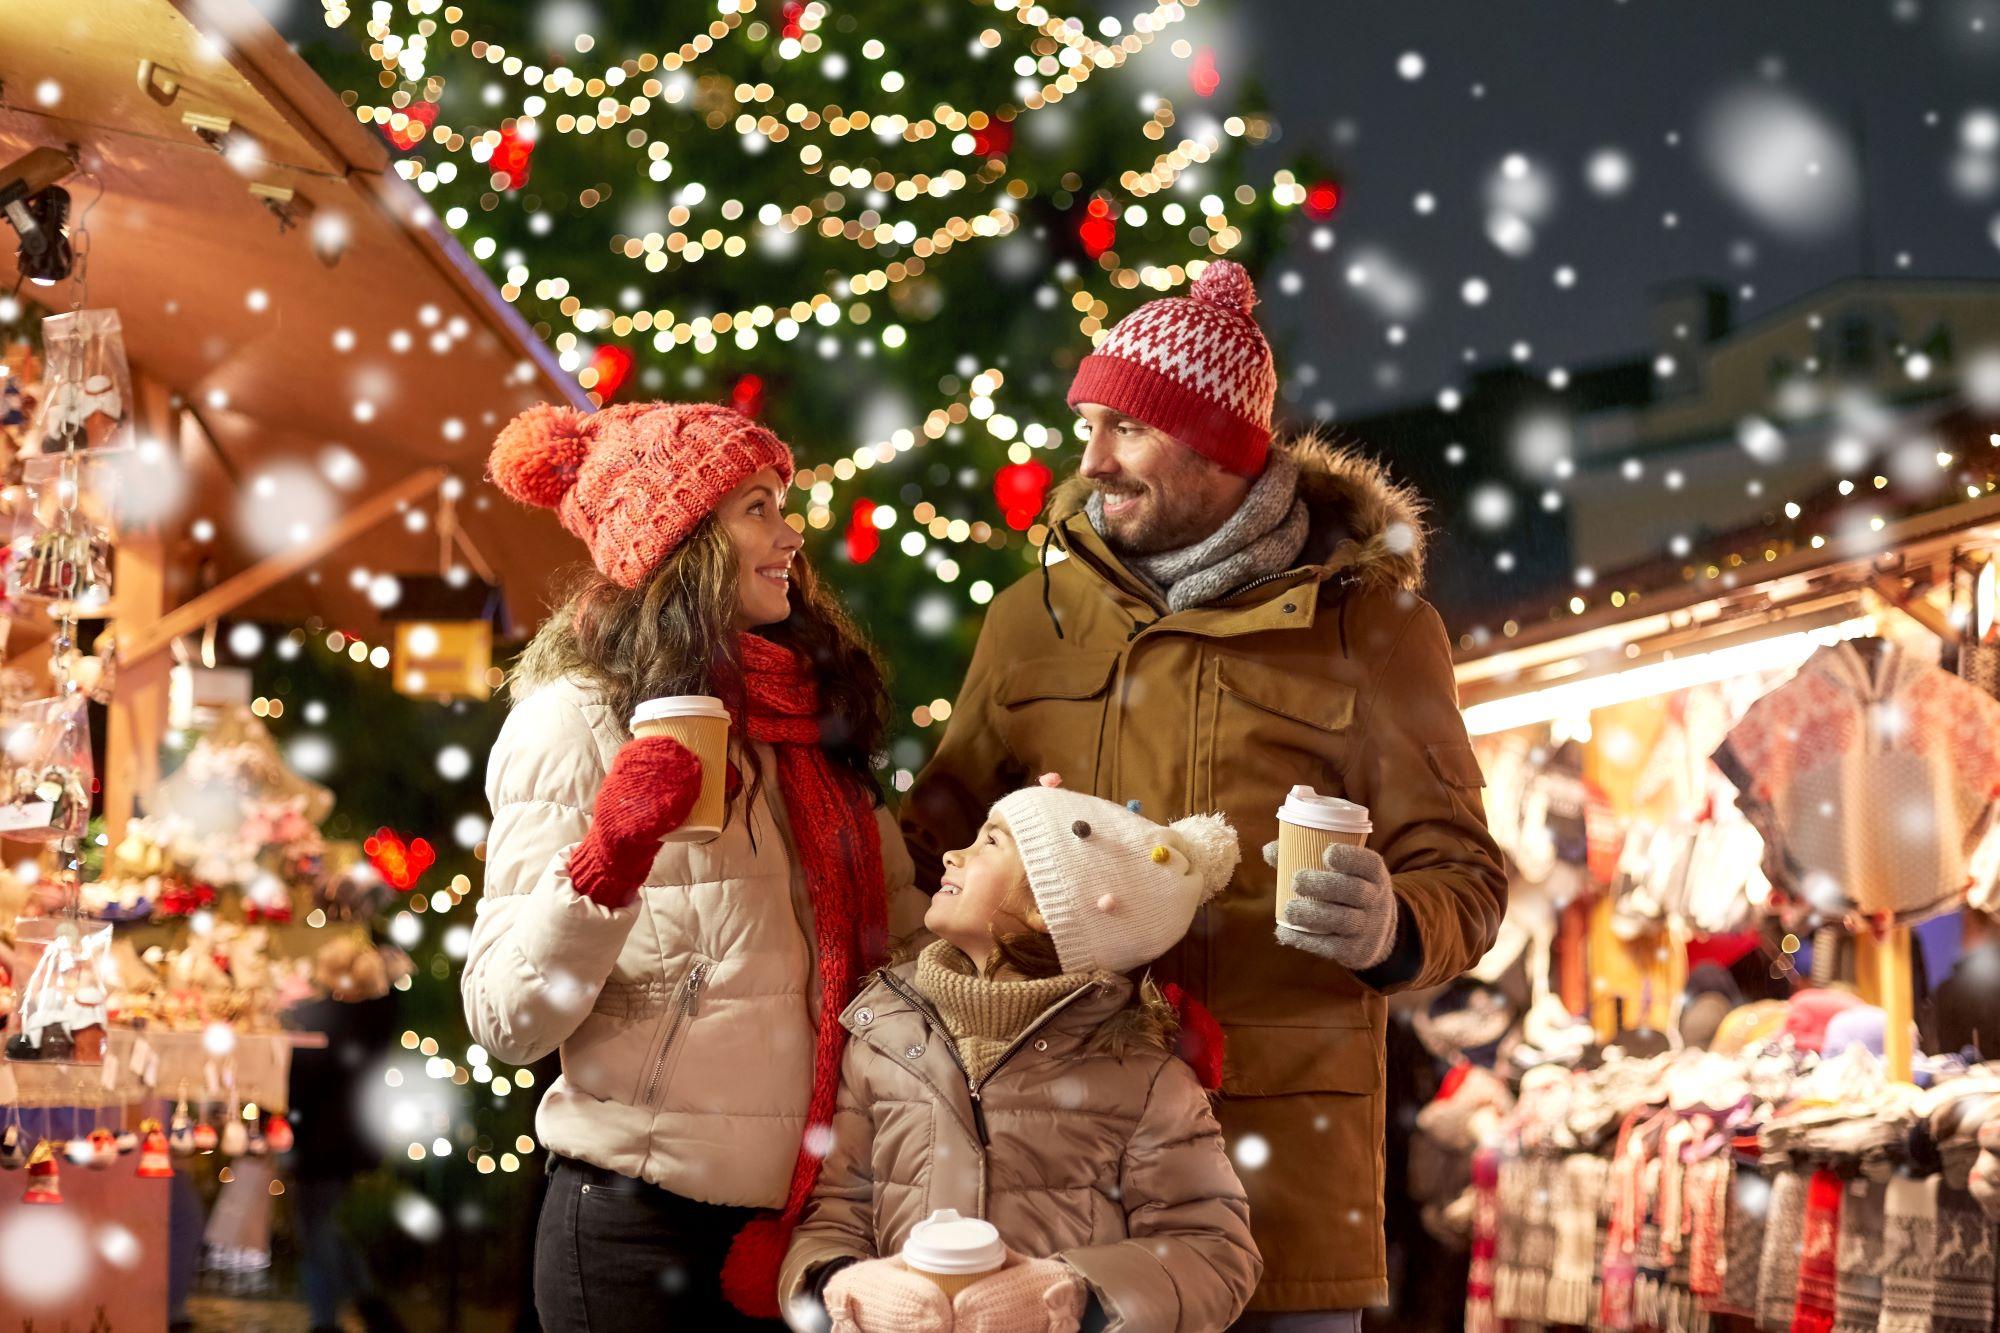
{"left": 463, "top": 675, "right": 919, "bottom": 1208}
{"left": 779, "top": 961, "right": 1262, "bottom": 1332}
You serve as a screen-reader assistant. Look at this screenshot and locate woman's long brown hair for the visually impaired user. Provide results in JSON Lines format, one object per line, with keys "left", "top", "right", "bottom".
{"left": 510, "top": 514, "right": 890, "bottom": 794}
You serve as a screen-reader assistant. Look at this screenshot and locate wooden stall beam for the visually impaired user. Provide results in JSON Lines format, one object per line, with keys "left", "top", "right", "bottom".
{"left": 115, "top": 465, "right": 447, "bottom": 670}
{"left": 1869, "top": 574, "right": 1953, "bottom": 640}
{"left": 100, "top": 374, "right": 179, "bottom": 845}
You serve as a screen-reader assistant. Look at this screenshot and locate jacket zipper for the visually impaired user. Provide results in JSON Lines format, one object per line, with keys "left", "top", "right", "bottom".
{"left": 877, "top": 972, "right": 1102, "bottom": 1214}
{"left": 641, "top": 962, "right": 707, "bottom": 1108}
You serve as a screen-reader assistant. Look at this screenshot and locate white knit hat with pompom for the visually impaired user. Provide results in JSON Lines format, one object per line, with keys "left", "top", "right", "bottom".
{"left": 993, "top": 777, "right": 1242, "bottom": 975}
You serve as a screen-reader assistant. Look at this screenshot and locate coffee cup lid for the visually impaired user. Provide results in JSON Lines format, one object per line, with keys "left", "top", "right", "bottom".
{"left": 900, "top": 1209, "right": 1005, "bottom": 1275}
{"left": 631, "top": 695, "right": 730, "bottom": 727}
{"left": 1278, "top": 785, "right": 1372, "bottom": 834}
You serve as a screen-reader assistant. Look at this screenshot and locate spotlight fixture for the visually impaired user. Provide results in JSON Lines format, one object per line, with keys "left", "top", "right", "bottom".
{"left": 0, "top": 146, "right": 78, "bottom": 286}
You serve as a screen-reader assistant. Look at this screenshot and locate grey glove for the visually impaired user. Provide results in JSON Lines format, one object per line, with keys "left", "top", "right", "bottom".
{"left": 1265, "top": 839, "right": 1398, "bottom": 971}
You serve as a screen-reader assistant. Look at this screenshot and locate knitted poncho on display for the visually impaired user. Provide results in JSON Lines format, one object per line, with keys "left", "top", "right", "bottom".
{"left": 1715, "top": 640, "right": 2000, "bottom": 923}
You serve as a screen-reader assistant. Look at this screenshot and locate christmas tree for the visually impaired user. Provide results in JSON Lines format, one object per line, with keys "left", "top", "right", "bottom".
{"left": 300, "top": 0, "right": 1304, "bottom": 783}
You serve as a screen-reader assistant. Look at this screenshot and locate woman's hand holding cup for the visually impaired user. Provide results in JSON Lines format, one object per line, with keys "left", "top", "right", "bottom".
{"left": 565, "top": 737, "right": 705, "bottom": 909}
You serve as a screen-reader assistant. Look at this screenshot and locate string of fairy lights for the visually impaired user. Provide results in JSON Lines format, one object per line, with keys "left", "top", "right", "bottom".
{"left": 328, "top": 0, "right": 1291, "bottom": 355}
{"left": 322, "top": 0, "right": 1307, "bottom": 637}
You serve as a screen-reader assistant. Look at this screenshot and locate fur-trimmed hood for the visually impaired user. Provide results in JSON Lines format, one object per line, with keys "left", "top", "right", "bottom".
{"left": 1048, "top": 429, "right": 1428, "bottom": 594}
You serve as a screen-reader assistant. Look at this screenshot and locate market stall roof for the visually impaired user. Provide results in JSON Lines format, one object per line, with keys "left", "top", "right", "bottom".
{"left": 1453, "top": 478, "right": 2000, "bottom": 734}
{"left": 0, "top": 0, "right": 586, "bottom": 644}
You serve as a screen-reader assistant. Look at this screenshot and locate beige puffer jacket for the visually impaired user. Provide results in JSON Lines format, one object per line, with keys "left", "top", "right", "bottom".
{"left": 463, "top": 675, "right": 918, "bottom": 1208}
{"left": 780, "top": 961, "right": 1262, "bottom": 1332}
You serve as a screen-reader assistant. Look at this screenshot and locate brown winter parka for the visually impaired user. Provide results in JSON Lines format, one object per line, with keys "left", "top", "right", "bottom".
{"left": 901, "top": 435, "right": 1508, "bottom": 1311}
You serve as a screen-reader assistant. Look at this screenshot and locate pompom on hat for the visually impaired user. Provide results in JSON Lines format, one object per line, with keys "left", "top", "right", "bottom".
{"left": 993, "top": 775, "right": 1240, "bottom": 975}
{"left": 1065, "top": 258, "right": 1278, "bottom": 476}
{"left": 489, "top": 401, "right": 794, "bottom": 588}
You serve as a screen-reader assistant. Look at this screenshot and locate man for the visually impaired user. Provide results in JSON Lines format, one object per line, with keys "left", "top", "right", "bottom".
{"left": 903, "top": 260, "right": 1506, "bottom": 1330}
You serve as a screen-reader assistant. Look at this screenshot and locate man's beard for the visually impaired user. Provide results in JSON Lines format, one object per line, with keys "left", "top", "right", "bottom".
{"left": 1091, "top": 481, "right": 1216, "bottom": 555}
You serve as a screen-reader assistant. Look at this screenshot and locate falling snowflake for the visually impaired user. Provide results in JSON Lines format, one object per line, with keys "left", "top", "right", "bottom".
{"left": 1233, "top": 1134, "right": 1271, "bottom": 1170}
{"left": 436, "top": 745, "right": 473, "bottom": 781}
{"left": 1586, "top": 148, "right": 1634, "bottom": 196}
{"left": 1697, "top": 86, "right": 1860, "bottom": 237}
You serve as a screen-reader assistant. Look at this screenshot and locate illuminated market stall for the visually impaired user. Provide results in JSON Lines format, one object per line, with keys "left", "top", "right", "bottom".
{"left": 0, "top": 0, "right": 579, "bottom": 1321}
{"left": 1433, "top": 409, "right": 2000, "bottom": 1329}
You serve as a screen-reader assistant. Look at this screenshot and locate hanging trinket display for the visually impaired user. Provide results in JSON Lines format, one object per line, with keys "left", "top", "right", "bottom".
{"left": 26, "top": 309, "right": 131, "bottom": 455}
{"left": 0, "top": 693, "right": 92, "bottom": 840}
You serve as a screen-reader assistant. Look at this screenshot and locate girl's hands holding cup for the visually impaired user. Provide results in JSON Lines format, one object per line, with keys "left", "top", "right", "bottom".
{"left": 823, "top": 1257, "right": 955, "bottom": 1332}
{"left": 565, "top": 737, "right": 704, "bottom": 910}
{"left": 951, "top": 1251, "right": 1087, "bottom": 1333}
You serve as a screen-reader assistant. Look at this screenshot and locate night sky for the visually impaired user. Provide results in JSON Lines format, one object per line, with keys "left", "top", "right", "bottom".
{"left": 1225, "top": 0, "right": 2000, "bottom": 426}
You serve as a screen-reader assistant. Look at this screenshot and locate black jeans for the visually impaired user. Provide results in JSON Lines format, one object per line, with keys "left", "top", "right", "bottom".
{"left": 534, "top": 1157, "right": 787, "bottom": 1333}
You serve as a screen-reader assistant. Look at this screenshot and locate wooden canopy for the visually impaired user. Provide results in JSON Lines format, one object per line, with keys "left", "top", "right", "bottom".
{"left": 0, "top": 0, "right": 586, "bottom": 645}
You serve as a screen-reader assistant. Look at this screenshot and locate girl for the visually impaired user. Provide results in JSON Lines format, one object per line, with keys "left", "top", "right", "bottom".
{"left": 781, "top": 778, "right": 1263, "bottom": 1333}
{"left": 464, "top": 401, "right": 921, "bottom": 1331}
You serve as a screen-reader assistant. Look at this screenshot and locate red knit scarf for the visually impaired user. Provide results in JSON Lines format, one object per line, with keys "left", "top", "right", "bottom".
{"left": 720, "top": 632, "right": 888, "bottom": 1318}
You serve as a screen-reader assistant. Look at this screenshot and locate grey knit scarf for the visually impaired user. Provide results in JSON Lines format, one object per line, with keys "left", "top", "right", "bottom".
{"left": 1087, "top": 450, "right": 1308, "bottom": 612}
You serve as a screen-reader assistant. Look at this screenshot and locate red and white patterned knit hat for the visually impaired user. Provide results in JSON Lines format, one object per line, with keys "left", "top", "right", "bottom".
{"left": 488, "top": 401, "right": 794, "bottom": 589}
{"left": 1065, "top": 260, "right": 1277, "bottom": 476}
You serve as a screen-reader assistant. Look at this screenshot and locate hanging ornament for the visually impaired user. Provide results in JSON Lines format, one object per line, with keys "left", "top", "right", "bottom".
{"left": 86, "top": 1127, "right": 117, "bottom": 1169}
{"left": 1304, "top": 180, "right": 1343, "bottom": 221}
{"left": 0, "top": 1124, "right": 24, "bottom": 1169}
{"left": 1189, "top": 47, "right": 1221, "bottom": 97}
{"left": 265, "top": 1114, "right": 295, "bottom": 1155}
{"left": 993, "top": 459, "right": 1054, "bottom": 531}
{"left": 115, "top": 1129, "right": 139, "bottom": 1155}
{"left": 168, "top": 1102, "right": 195, "bottom": 1156}
{"left": 586, "top": 344, "right": 634, "bottom": 402}
{"left": 136, "top": 1119, "right": 174, "bottom": 1179}
{"left": 730, "top": 372, "right": 766, "bottom": 419}
{"left": 381, "top": 99, "right": 439, "bottom": 153}
{"left": 220, "top": 1115, "right": 248, "bottom": 1158}
{"left": 193, "top": 1119, "right": 219, "bottom": 1155}
{"left": 23, "top": 1139, "right": 60, "bottom": 1203}
{"left": 65, "top": 1136, "right": 95, "bottom": 1168}
{"left": 844, "top": 498, "right": 881, "bottom": 565}
{"left": 1077, "top": 197, "right": 1117, "bottom": 260}
{"left": 492, "top": 122, "right": 536, "bottom": 190}
{"left": 970, "top": 119, "right": 1013, "bottom": 160}
{"left": 365, "top": 829, "right": 436, "bottom": 891}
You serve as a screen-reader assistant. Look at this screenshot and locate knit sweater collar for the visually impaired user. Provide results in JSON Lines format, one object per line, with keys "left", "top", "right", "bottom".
{"left": 913, "top": 941, "right": 1095, "bottom": 1081}
{"left": 1085, "top": 449, "right": 1309, "bottom": 612}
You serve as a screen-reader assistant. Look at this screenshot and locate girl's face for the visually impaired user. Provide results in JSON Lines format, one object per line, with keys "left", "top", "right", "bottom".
{"left": 720, "top": 468, "right": 804, "bottom": 629}
{"left": 929, "top": 815, "right": 1045, "bottom": 966}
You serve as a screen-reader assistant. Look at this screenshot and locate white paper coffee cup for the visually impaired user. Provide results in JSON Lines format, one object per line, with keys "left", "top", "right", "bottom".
{"left": 630, "top": 695, "right": 730, "bottom": 842}
{"left": 900, "top": 1209, "right": 1006, "bottom": 1300}
{"left": 1275, "top": 786, "right": 1372, "bottom": 934}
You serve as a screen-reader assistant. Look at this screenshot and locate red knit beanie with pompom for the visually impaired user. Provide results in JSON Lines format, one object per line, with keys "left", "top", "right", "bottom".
{"left": 489, "top": 401, "right": 794, "bottom": 588}
{"left": 1065, "top": 259, "right": 1277, "bottom": 476}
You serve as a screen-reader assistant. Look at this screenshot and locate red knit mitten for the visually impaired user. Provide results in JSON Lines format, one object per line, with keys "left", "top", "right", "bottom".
{"left": 566, "top": 737, "right": 704, "bottom": 909}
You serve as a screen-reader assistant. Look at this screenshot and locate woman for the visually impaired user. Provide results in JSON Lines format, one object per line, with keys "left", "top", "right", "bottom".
{"left": 463, "top": 401, "right": 920, "bottom": 1331}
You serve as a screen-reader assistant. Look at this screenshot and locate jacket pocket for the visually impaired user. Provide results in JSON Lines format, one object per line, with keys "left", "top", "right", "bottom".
{"left": 1221, "top": 1023, "right": 1381, "bottom": 1097}
{"left": 636, "top": 955, "right": 714, "bottom": 1110}
{"left": 1209, "top": 657, "right": 1356, "bottom": 806}
{"left": 998, "top": 652, "right": 1119, "bottom": 791}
